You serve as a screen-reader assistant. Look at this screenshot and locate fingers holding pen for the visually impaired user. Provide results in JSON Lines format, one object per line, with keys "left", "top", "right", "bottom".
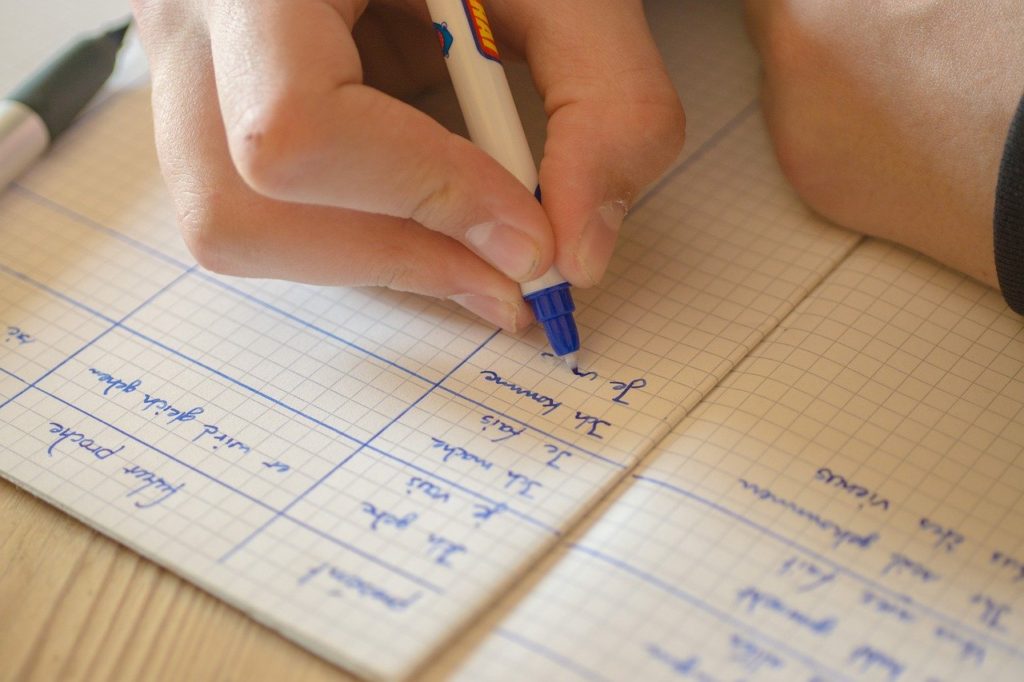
{"left": 203, "top": 0, "right": 556, "bottom": 284}
{"left": 492, "top": 0, "right": 685, "bottom": 287}
{"left": 132, "top": 0, "right": 536, "bottom": 331}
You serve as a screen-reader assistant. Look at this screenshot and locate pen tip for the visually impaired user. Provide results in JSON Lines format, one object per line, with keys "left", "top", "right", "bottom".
{"left": 563, "top": 353, "right": 579, "bottom": 372}
{"left": 106, "top": 19, "right": 131, "bottom": 46}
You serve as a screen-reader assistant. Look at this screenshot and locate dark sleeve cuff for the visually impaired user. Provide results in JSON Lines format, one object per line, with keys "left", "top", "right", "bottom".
{"left": 995, "top": 91, "right": 1024, "bottom": 314}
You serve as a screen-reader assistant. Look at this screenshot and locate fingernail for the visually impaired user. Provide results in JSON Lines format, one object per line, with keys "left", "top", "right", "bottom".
{"left": 465, "top": 222, "right": 540, "bottom": 281}
{"left": 576, "top": 201, "right": 627, "bottom": 285}
{"left": 449, "top": 294, "right": 520, "bottom": 331}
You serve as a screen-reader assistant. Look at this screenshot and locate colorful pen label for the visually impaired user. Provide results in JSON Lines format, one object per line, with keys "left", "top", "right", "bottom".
{"left": 461, "top": 0, "right": 501, "bottom": 62}
{"left": 434, "top": 21, "right": 454, "bottom": 58}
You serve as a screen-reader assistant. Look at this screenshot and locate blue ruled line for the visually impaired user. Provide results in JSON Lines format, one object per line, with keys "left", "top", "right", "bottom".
{"left": 21, "top": 380, "right": 444, "bottom": 595}
{"left": 568, "top": 543, "right": 855, "bottom": 682}
{"left": 9, "top": 186, "right": 626, "bottom": 472}
{"left": 0, "top": 264, "right": 559, "bottom": 535}
{"left": 13, "top": 186, "right": 193, "bottom": 270}
{"left": 495, "top": 628, "right": 609, "bottom": 682}
{"left": 0, "top": 367, "right": 27, "bottom": 383}
{"left": 219, "top": 328, "right": 503, "bottom": 563}
{"left": 632, "top": 473, "right": 1024, "bottom": 661}
{"left": 0, "top": 267, "right": 194, "bottom": 413}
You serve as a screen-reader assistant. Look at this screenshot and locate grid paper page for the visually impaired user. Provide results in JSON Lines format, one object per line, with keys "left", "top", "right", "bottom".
{"left": 1, "top": 1, "right": 857, "bottom": 680}
{"left": 449, "top": 239, "right": 1024, "bottom": 682}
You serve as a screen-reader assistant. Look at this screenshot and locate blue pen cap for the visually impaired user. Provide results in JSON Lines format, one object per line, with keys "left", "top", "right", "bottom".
{"left": 523, "top": 283, "right": 580, "bottom": 356}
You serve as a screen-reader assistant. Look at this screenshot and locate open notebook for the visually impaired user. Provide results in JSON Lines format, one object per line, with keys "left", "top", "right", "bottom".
{"left": 2, "top": 1, "right": 1022, "bottom": 680}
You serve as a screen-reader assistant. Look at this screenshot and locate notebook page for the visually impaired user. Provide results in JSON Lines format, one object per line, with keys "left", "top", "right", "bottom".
{"left": 448, "top": 239, "right": 1024, "bottom": 682}
{"left": 2, "top": 2, "right": 853, "bottom": 680}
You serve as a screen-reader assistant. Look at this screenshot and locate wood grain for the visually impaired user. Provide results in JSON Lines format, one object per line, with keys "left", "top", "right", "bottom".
{"left": 0, "top": 478, "right": 359, "bottom": 682}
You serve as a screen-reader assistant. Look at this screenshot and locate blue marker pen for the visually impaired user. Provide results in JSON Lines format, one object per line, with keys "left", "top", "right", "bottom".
{"left": 426, "top": 0, "right": 581, "bottom": 370}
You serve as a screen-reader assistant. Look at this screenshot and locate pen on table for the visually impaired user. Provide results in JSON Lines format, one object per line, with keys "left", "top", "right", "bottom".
{"left": 0, "top": 20, "right": 130, "bottom": 191}
{"left": 426, "top": 0, "right": 581, "bottom": 371}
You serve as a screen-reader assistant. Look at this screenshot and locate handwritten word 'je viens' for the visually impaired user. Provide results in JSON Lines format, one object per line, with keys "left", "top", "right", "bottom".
{"left": 122, "top": 464, "right": 185, "bottom": 508}
{"left": 46, "top": 422, "right": 123, "bottom": 460}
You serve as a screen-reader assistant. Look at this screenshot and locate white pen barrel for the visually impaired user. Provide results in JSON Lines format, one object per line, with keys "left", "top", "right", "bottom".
{"left": 0, "top": 100, "right": 50, "bottom": 189}
{"left": 426, "top": 0, "right": 538, "bottom": 191}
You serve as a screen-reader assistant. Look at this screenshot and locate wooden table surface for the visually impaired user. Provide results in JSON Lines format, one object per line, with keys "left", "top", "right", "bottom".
{"left": 0, "top": 477, "right": 359, "bottom": 682}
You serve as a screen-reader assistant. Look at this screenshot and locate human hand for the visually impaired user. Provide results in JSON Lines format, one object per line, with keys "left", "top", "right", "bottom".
{"left": 745, "top": 0, "right": 1024, "bottom": 290}
{"left": 130, "top": 0, "right": 685, "bottom": 331}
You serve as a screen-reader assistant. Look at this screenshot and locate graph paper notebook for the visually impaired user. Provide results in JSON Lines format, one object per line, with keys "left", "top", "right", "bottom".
{"left": 1, "top": 2, "right": 1021, "bottom": 681}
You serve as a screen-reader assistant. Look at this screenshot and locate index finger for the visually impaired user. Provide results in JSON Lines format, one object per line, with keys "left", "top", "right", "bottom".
{"left": 491, "top": 0, "right": 686, "bottom": 286}
{"left": 204, "top": 0, "right": 556, "bottom": 284}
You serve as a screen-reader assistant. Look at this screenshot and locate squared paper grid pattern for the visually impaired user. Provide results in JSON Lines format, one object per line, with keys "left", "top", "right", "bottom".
{"left": 0, "top": 65, "right": 856, "bottom": 682}
{"left": 10, "top": 1, "right": 1004, "bottom": 680}
{"left": 454, "top": 240, "right": 1024, "bottom": 682}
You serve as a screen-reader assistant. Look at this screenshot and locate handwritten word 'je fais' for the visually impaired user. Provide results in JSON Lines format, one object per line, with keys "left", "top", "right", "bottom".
{"left": 46, "top": 422, "right": 123, "bottom": 460}
{"left": 479, "top": 414, "right": 525, "bottom": 443}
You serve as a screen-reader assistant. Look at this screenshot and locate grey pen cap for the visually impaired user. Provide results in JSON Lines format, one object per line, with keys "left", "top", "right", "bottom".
{"left": 9, "top": 22, "right": 129, "bottom": 139}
